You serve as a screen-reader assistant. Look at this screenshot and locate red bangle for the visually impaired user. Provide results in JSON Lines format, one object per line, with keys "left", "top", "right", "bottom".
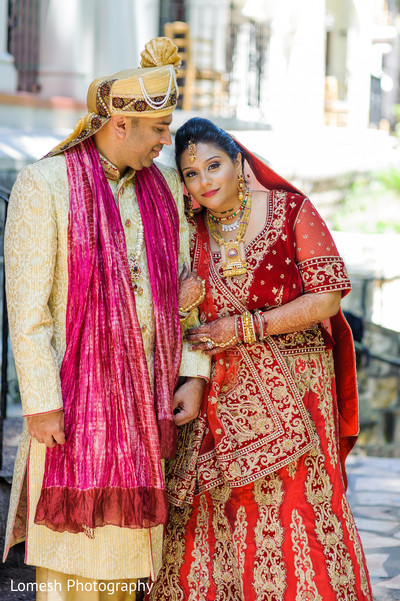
{"left": 235, "top": 315, "right": 244, "bottom": 342}
{"left": 252, "top": 313, "right": 260, "bottom": 340}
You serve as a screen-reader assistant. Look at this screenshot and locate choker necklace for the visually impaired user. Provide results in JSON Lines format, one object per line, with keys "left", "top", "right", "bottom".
{"left": 221, "top": 209, "right": 244, "bottom": 231}
{"left": 207, "top": 197, "right": 248, "bottom": 223}
{"left": 206, "top": 188, "right": 251, "bottom": 277}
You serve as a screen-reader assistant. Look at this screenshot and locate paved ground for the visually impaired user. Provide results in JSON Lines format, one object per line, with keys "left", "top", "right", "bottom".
{"left": 346, "top": 455, "right": 400, "bottom": 600}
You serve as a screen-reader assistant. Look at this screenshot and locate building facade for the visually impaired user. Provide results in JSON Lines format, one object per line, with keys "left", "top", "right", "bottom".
{"left": 0, "top": 0, "right": 398, "bottom": 131}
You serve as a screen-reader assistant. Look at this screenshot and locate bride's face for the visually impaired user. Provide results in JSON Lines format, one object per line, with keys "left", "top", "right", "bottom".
{"left": 180, "top": 142, "right": 242, "bottom": 213}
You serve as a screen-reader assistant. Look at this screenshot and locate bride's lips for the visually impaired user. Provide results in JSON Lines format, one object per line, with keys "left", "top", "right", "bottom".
{"left": 202, "top": 189, "right": 219, "bottom": 198}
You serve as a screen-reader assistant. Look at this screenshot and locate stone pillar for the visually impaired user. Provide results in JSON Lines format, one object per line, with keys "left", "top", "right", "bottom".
{"left": 37, "top": 0, "right": 95, "bottom": 100}
{"left": 38, "top": 0, "right": 159, "bottom": 101}
{"left": 266, "top": 0, "right": 326, "bottom": 131}
{"left": 346, "top": 0, "right": 373, "bottom": 129}
{"left": 0, "top": 0, "right": 17, "bottom": 91}
{"left": 92, "top": 0, "right": 159, "bottom": 76}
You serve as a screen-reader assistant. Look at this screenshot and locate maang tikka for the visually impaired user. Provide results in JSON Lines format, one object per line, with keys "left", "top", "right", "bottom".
{"left": 188, "top": 140, "right": 196, "bottom": 163}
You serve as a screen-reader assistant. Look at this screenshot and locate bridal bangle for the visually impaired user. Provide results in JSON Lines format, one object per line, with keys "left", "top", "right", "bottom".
{"left": 179, "top": 279, "right": 206, "bottom": 318}
{"left": 235, "top": 310, "right": 268, "bottom": 344}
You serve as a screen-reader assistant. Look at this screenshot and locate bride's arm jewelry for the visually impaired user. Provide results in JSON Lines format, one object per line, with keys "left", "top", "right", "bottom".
{"left": 179, "top": 279, "right": 206, "bottom": 316}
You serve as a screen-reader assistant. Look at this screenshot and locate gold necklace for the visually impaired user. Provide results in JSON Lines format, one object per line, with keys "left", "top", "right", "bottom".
{"left": 206, "top": 189, "right": 251, "bottom": 277}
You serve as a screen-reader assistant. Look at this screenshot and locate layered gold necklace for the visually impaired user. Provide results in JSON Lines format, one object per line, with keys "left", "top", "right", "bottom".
{"left": 206, "top": 188, "right": 252, "bottom": 277}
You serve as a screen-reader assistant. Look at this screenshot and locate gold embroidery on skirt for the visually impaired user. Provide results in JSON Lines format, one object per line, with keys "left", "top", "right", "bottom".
{"left": 187, "top": 494, "right": 211, "bottom": 601}
{"left": 150, "top": 503, "right": 191, "bottom": 601}
{"left": 233, "top": 505, "right": 248, "bottom": 596}
{"left": 285, "top": 352, "right": 338, "bottom": 467}
{"left": 342, "top": 496, "right": 372, "bottom": 598}
{"left": 286, "top": 458, "right": 298, "bottom": 479}
{"left": 305, "top": 446, "right": 358, "bottom": 601}
{"left": 209, "top": 484, "right": 243, "bottom": 601}
{"left": 290, "top": 509, "right": 323, "bottom": 601}
{"left": 253, "top": 475, "right": 286, "bottom": 601}
{"left": 317, "top": 351, "right": 339, "bottom": 466}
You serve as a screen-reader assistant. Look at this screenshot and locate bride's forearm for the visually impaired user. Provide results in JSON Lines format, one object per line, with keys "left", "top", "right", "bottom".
{"left": 262, "top": 291, "right": 342, "bottom": 336}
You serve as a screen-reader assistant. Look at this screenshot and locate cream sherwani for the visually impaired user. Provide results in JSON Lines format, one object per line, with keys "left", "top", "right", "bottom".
{"left": 3, "top": 153, "right": 210, "bottom": 581}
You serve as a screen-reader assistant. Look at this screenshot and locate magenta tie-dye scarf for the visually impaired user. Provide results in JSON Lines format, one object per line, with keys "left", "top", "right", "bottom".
{"left": 34, "top": 137, "right": 182, "bottom": 534}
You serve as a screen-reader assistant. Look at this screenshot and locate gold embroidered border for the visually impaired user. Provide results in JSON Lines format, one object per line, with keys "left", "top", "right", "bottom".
{"left": 298, "top": 256, "right": 350, "bottom": 294}
{"left": 253, "top": 475, "right": 286, "bottom": 601}
{"left": 290, "top": 509, "right": 323, "bottom": 601}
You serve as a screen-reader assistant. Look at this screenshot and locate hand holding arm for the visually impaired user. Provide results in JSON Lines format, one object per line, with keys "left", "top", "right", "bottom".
{"left": 178, "top": 264, "right": 206, "bottom": 314}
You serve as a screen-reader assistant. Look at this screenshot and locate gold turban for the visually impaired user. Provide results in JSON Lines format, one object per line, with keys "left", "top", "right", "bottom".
{"left": 46, "top": 37, "right": 181, "bottom": 157}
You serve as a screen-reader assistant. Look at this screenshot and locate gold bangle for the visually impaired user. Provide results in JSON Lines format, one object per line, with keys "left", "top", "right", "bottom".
{"left": 241, "top": 311, "right": 256, "bottom": 344}
{"left": 179, "top": 280, "right": 206, "bottom": 314}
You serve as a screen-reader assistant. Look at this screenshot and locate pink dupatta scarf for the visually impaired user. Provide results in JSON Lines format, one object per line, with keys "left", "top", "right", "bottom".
{"left": 34, "top": 137, "right": 182, "bottom": 534}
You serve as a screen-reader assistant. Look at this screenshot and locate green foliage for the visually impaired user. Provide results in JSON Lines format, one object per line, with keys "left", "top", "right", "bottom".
{"left": 376, "top": 168, "right": 400, "bottom": 192}
{"left": 333, "top": 170, "right": 400, "bottom": 234}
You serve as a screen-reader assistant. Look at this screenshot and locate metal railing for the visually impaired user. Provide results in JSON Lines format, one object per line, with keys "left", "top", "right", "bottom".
{"left": 0, "top": 186, "right": 10, "bottom": 470}
{"left": 159, "top": 1, "right": 271, "bottom": 115}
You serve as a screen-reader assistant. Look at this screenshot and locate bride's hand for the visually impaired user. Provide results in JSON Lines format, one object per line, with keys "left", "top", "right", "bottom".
{"left": 178, "top": 263, "right": 205, "bottom": 312}
{"left": 184, "top": 316, "right": 238, "bottom": 355}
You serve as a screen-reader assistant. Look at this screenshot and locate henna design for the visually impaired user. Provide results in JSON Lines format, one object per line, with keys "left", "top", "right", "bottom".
{"left": 262, "top": 291, "right": 341, "bottom": 336}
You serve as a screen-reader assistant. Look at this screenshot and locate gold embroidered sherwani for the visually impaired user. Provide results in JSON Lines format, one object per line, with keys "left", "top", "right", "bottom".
{"left": 3, "top": 153, "right": 210, "bottom": 580}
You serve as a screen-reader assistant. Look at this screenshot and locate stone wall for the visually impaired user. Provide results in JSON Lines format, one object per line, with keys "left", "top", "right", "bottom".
{"left": 355, "top": 320, "right": 400, "bottom": 457}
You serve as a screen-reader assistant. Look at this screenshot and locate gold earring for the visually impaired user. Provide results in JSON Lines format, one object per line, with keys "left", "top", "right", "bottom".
{"left": 185, "top": 193, "right": 194, "bottom": 218}
{"left": 238, "top": 173, "right": 246, "bottom": 202}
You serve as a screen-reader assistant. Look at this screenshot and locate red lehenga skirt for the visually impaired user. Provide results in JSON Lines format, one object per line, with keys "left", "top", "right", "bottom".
{"left": 149, "top": 335, "right": 373, "bottom": 601}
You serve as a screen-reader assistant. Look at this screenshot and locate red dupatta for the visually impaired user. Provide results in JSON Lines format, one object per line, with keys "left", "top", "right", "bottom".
{"left": 34, "top": 137, "right": 182, "bottom": 534}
